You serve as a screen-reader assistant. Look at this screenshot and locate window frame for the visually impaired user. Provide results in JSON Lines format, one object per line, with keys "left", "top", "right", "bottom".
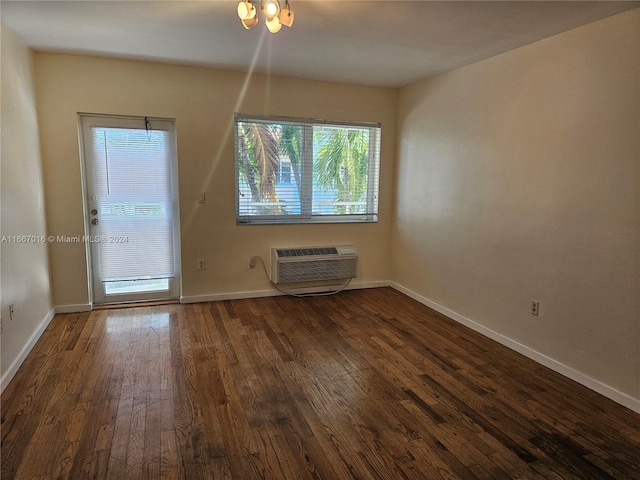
{"left": 234, "top": 113, "right": 381, "bottom": 225}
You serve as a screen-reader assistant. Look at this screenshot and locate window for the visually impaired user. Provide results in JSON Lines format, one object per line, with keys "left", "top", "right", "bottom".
{"left": 235, "top": 113, "right": 380, "bottom": 224}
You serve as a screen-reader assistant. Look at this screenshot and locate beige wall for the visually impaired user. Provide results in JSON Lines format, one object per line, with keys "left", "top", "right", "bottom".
{"left": 34, "top": 54, "right": 397, "bottom": 306}
{"left": 393, "top": 9, "right": 639, "bottom": 402}
{"left": 1, "top": 26, "right": 53, "bottom": 383}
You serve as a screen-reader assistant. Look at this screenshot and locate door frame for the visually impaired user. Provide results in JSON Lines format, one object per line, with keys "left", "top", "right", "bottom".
{"left": 78, "top": 113, "right": 182, "bottom": 305}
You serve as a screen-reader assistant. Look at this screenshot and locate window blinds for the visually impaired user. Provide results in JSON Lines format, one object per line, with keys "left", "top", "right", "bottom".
{"left": 90, "top": 126, "right": 175, "bottom": 281}
{"left": 235, "top": 114, "right": 381, "bottom": 224}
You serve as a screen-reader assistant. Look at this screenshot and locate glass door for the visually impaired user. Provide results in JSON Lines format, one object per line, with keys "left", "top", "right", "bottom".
{"left": 80, "top": 114, "right": 181, "bottom": 304}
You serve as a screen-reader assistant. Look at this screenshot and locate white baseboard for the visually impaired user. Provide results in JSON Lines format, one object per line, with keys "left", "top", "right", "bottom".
{"left": 55, "top": 304, "right": 92, "bottom": 313}
{"left": 1, "top": 308, "right": 56, "bottom": 393}
{"left": 180, "top": 281, "right": 389, "bottom": 304}
{"left": 389, "top": 282, "right": 640, "bottom": 414}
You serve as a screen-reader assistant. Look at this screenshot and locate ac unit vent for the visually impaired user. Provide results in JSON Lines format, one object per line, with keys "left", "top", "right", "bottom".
{"left": 276, "top": 247, "right": 338, "bottom": 257}
{"left": 271, "top": 245, "right": 357, "bottom": 284}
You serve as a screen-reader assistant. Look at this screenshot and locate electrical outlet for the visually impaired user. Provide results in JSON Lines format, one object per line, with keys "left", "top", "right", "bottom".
{"left": 530, "top": 300, "right": 539, "bottom": 316}
{"left": 197, "top": 259, "right": 205, "bottom": 270}
{"left": 197, "top": 192, "right": 206, "bottom": 203}
{"left": 249, "top": 257, "right": 256, "bottom": 269}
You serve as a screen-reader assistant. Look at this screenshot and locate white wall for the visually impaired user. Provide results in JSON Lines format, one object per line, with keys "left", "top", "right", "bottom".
{"left": 1, "top": 26, "right": 54, "bottom": 388}
{"left": 392, "top": 9, "right": 639, "bottom": 408}
{"left": 33, "top": 54, "right": 397, "bottom": 308}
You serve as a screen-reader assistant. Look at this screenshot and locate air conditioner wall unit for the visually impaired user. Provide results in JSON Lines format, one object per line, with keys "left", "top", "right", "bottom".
{"left": 270, "top": 245, "right": 357, "bottom": 284}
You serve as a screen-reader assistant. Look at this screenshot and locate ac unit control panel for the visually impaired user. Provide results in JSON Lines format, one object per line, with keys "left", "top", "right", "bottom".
{"left": 336, "top": 245, "right": 357, "bottom": 255}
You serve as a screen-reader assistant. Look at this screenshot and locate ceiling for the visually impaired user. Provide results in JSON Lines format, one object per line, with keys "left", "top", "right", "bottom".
{"left": 2, "top": 1, "right": 638, "bottom": 88}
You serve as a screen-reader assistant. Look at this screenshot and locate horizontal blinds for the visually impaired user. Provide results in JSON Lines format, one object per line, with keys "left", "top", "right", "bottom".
{"left": 235, "top": 115, "right": 380, "bottom": 223}
{"left": 90, "top": 126, "right": 175, "bottom": 281}
{"left": 311, "top": 123, "right": 380, "bottom": 217}
{"left": 234, "top": 112, "right": 380, "bottom": 129}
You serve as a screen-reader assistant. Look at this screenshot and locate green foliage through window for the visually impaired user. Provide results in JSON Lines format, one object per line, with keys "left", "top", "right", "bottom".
{"left": 235, "top": 114, "right": 380, "bottom": 224}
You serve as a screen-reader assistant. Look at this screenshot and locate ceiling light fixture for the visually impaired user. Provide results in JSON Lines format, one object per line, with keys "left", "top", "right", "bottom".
{"left": 237, "top": 0, "right": 294, "bottom": 33}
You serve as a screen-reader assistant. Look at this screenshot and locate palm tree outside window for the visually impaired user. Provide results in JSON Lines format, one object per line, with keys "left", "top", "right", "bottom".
{"left": 235, "top": 113, "right": 380, "bottom": 224}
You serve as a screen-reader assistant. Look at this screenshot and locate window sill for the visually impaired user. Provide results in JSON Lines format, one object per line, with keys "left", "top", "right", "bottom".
{"left": 236, "top": 216, "right": 378, "bottom": 226}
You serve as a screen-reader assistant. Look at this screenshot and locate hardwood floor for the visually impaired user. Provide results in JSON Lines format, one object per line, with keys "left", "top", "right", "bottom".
{"left": 2, "top": 287, "right": 639, "bottom": 479}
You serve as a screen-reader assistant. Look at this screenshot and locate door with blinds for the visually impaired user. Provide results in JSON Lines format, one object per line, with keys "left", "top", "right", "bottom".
{"left": 80, "top": 114, "right": 181, "bottom": 304}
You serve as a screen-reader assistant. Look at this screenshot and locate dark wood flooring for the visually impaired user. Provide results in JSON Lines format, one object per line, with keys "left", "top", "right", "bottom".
{"left": 2, "top": 287, "right": 639, "bottom": 479}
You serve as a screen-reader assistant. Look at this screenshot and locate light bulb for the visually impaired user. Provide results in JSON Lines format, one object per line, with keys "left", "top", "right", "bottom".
{"left": 264, "top": 0, "right": 280, "bottom": 19}
{"left": 246, "top": 3, "right": 256, "bottom": 20}
{"left": 237, "top": 1, "right": 250, "bottom": 20}
{"left": 266, "top": 15, "right": 282, "bottom": 33}
{"left": 238, "top": 0, "right": 256, "bottom": 20}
